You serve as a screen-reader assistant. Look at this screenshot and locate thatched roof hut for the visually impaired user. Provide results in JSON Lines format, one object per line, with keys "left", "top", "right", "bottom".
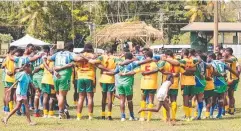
{"left": 94, "top": 21, "right": 163, "bottom": 46}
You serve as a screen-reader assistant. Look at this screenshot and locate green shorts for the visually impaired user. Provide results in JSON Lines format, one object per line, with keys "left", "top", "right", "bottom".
{"left": 214, "top": 85, "right": 227, "bottom": 94}
{"left": 168, "top": 89, "right": 178, "bottom": 96}
{"left": 33, "top": 78, "right": 42, "bottom": 89}
{"left": 42, "top": 84, "right": 52, "bottom": 94}
{"left": 54, "top": 77, "right": 71, "bottom": 91}
{"left": 4, "top": 82, "right": 13, "bottom": 88}
{"left": 183, "top": 85, "right": 195, "bottom": 96}
{"left": 228, "top": 79, "right": 239, "bottom": 91}
{"left": 101, "top": 83, "right": 115, "bottom": 92}
{"left": 204, "top": 90, "right": 214, "bottom": 99}
{"left": 142, "top": 89, "right": 156, "bottom": 96}
{"left": 118, "top": 84, "right": 133, "bottom": 96}
{"left": 194, "top": 86, "right": 205, "bottom": 95}
{"left": 77, "top": 79, "right": 94, "bottom": 93}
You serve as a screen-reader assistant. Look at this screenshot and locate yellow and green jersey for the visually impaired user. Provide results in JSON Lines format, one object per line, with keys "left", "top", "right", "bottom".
{"left": 76, "top": 52, "right": 96, "bottom": 81}
{"left": 97, "top": 54, "right": 118, "bottom": 83}
{"left": 179, "top": 57, "right": 198, "bottom": 86}
{"left": 158, "top": 58, "right": 180, "bottom": 89}
{"left": 4, "top": 56, "right": 15, "bottom": 83}
{"left": 41, "top": 60, "right": 54, "bottom": 85}
{"left": 134, "top": 61, "right": 158, "bottom": 89}
{"left": 205, "top": 67, "right": 214, "bottom": 91}
{"left": 227, "top": 56, "right": 238, "bottom": 82}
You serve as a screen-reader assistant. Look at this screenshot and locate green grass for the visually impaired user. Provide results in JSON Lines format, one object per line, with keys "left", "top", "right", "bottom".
{"left": 0, "top": 70, "right": 241, "bottom": 131}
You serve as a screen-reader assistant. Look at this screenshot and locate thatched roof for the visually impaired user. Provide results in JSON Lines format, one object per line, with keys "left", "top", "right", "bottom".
{"left": 94, "top": 21, "right": 163, "bottom": 45}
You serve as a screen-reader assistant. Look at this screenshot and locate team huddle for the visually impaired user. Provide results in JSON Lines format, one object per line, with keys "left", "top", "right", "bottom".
{"left": 1, "top": 43, "right": 240, "bottom": 126}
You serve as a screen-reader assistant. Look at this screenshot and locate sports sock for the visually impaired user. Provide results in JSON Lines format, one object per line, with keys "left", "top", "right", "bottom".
{"left": 101, "top": 112, "right": 105, "bottom": 117}
{"left": 121, "top": 113, "right": 126, "bottom": 119}
{"left": 107, "top": 112, "right": 112, "bottom": 117}
{"left": 140, "top": 101, "right": 146, "bottom": 119}
{"left": 205, "top": 112, "right": 210, "bottom": 118}
{"left": 171, "top": 102, "right": 177, "bottom": 120}
{"left": 217, "top": 106, "right": 222, "bottom": 117}
{"left": 49, "top": 111, "right": 54, "bottom": 116}
{"left": 210, "top": 105, "right": 215, "bottom": 116}
{"left": 88, "top": 113, "right": 93, "bottom": 117}
{"left": 77, "top": 113, "right": 82, "bottom": 118}
{"left": 9, "top": 101, "right": 13, "bottom": 112}
{"left": 43, "top": 109, "right": 48, "bottom": 115}
{"left": 225, "top": 105, "right": 229, "bottom": 112}
{"left": 183, "top": 106, "right": 189, "bottom": 118}
{"left": 230, "top": 108, "right": 234, "bottom": 114}
{"left": 189, "top": 107, "right": 192, "bottom": 118}
{"left": 130, "top": 112, "right": 135, "bottom": 118}
{"left": 147, "top": 103, "right": 154, "bottom": 121}
{"left": 197, "top": 102, "right": 203, "bottom": 118}
{"left": 162, "top": 107, "right": 167, "bottom": 120}
{"left": 192, "top": 100, "right": 196, "bottom": 108}
{"left": 194, "top": 111, "right": 198, "bottom": 118}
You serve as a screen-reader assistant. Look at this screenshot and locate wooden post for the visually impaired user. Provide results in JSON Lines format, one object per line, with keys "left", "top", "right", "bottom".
{"left": 213, "top": 1, "right": 218, "bottom": 52}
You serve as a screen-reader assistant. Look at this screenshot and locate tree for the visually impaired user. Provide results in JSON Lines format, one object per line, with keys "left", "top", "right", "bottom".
{"left": 17, "top": 1, "right": 49, "bottom": 38}
{"left": 184, "top": 1, "right": 214, "bottom": 22}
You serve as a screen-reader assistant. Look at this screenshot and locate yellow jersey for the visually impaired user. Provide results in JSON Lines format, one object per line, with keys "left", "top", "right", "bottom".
{"left": 41, "top": 60, "right": 54, "bottom": 85}
{"left": 76, "top": 52, "right": 96, "bottom": 81}
{"left": 205, "top": 67, "right": 214, "bottom": 90}
{"left": 179, "top": 57, "right": 198, "bottom": 86}
{"left": 159, "top": 59, "right": 180, "bottom": 89}
{"left": 97, "top": 55, "right": 117, "bottom": 83}
{"left": 4, "top": 56, "right": 15, "bottom": 83}
{"left": 135, "top": 61, "right": 158, "bottom": 89}
{"left": 227, "top": 56, "right": 238, "bottom": 82}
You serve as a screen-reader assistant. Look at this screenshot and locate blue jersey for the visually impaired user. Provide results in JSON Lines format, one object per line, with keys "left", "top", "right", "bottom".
{"left": 16, "top": 72, "right": 32, "bottom": 96}
{"left": 50, "top": 51, "right": 75, "bottom": 77}
{"left": 14, "top": 56, "right": 30, "bottom": 69}
{"left": 211, "top": 60, "right": 228, "bottom": 86}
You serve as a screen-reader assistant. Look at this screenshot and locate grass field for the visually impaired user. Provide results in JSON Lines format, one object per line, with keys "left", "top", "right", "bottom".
{"left": 0, "top": 70, "right": 241, "bottom": 131}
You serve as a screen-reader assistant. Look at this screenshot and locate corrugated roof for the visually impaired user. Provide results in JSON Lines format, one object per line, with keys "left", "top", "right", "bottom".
{"left": 181, "top": 22, "right": 241, "bottom": 32}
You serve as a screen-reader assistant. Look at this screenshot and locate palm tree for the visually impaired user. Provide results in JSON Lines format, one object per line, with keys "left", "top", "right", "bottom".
{"left": 184, "top": 1, "right": 214, "bottom": 22}
{"left": 18, "top": 1, "right": 48, "bottom": 37}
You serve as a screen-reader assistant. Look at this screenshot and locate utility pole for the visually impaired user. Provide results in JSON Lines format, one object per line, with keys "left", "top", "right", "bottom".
{"left": 214, "top": 1, "right": 218, "bottom": 52}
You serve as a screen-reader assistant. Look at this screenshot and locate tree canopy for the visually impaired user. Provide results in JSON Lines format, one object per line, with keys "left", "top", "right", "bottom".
{"left": 0, "top": 1, "right": 240, "bottom": 46}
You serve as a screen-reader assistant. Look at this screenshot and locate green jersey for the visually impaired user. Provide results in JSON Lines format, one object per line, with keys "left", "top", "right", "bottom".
{"left": 114, "top": 61, "right": 139, "bottom": 86}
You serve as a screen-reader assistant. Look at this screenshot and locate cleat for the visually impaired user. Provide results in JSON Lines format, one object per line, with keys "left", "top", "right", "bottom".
{"left": 64, "top": 109, "right": 70, "bottom": 119}
{"left": 101, "top": 116, "right": 105, "bottom": 120}
{"left": 107, "top": 116, "right": 113, "bottom": 120}
{"left": 34, "top": 113, "right": 41, "bottom": 117}
{"left": 121, "top": 118, "right": 126, "bottom": 122}
{"left": 139, "top": 118, "right": 145, "bottom": 122}
{"left": 88, "top": 116, "right": 93, "bottom": 120}
{"left": 129, "top": 117, "right": 138, "bottom": 121}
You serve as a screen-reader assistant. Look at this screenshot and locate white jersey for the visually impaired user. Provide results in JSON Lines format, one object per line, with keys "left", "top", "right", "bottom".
{"left": 156, "top": 81, "right": 172, "bottom": 101}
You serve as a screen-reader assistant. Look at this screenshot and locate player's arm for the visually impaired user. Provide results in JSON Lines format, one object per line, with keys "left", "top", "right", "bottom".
{"left": 221, "top": 58, "right": 235, "bottom": 64}
{"left": 136, "top": 58, "right": 152, "bottom": 66}
{"left": 29, "top": 53, "right": 44, "bottom": 62}
{"left": 32, "top": 67, "right": 42, "bottom": 74}
{"left": 96, "top": 64, "right": 112, "bottom": 72}
{"left": 42, "top": 58, "right": 53, "bottom": 73}
{"left": 183, "top": 66, "right": 196, "bottom": 76}
{"left": 119, "top": 59, "right": 135, "bottom": 66}
{"left": 142, "top": 68, "right": 159, "bottom": 76}
{"left": 163, "top": 57, "right": 180, "bottom": 66}
{"left": 120, "top": 71, "right": 136, "bottom": 76}
{"left": 54, "top": 62, "right": 74, "bottom": 71}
